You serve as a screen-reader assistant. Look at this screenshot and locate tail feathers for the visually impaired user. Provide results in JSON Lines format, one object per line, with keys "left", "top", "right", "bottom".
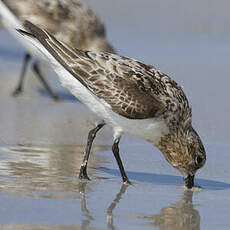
{"left": 23, "top": 20, "right": 49, "bottom": 41}
{"left": 20, "top": 20, "right": 89, "bottom": 63}
{"left": 17, "top": 20, "right": 91, "bottom": 88}
{"left": 16, "top": 28, "right": 35, "bottom": 38}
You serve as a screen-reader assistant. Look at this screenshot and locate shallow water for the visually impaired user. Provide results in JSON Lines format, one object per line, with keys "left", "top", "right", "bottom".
{"left": 0, "top": 0, "right": 230, "bottom": 229}
{"left": 0, "top": 141, "right": 230, "bottom": 230}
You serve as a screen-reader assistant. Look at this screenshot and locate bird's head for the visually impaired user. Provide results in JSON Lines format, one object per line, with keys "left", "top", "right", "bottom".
{"left": 157, "top": 124, "right": 206, "bottom": 188}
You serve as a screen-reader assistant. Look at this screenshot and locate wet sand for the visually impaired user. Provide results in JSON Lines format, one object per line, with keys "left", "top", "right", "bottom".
{"left": 0, "top": 0, "right": 230, "bottom": 229}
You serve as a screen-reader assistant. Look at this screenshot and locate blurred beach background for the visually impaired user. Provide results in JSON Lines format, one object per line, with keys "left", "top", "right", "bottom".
{"left": 0, "top": 0, "right": 230, "bottom": 229}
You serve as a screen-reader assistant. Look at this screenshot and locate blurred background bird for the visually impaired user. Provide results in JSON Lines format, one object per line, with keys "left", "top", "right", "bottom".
{"left": 0, "top": 0, "right": 115, "bottom": 100}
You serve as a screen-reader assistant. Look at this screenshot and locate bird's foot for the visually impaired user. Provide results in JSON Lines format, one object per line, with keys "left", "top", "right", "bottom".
{"left": 12, "top": 87, "right": 23, "bottom": 97}
{"left": 79, "top": 167, "right": 90, "bottom": 181}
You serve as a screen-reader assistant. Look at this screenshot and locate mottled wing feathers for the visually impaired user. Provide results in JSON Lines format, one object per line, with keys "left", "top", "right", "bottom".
{"left": 21, "top": 21, "right": 169, "bottom": 119}
{"left": 22, "top": 21, "right": 166, "bottom": 119}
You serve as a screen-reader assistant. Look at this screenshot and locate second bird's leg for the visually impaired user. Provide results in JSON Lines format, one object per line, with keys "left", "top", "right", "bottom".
{"left": 12, "top": 53, "right": 31, "bottom": 96}
{"left": 32, "top": 62, "right": 59, "bottom": 101}
{"left": 112, "top": 137, "right": 131, "bottom": 184}
{"left": 79, "top": 122, "right": 105, "bottom": 180}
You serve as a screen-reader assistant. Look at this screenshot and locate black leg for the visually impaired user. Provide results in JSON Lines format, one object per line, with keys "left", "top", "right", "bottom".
{"left": 112, "top": 137, "right": 131, "bottom": 184}
{"left": 79, "top": 122, "right": 105, "bottom": 180}
{"left": 12, "top": 53, "right": 31, "bottom": 96}
{"left": 32, "top": 62, "right": 59, "bottom": 101}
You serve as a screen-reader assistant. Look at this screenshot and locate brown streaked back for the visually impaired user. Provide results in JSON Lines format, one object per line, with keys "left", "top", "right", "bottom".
{"left": 20, "top": 21, "right": 191, "bottom": 123}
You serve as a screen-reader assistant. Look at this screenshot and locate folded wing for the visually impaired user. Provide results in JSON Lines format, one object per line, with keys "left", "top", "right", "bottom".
{"left": 20, "top": 21, "right": 166, "bottom": 119}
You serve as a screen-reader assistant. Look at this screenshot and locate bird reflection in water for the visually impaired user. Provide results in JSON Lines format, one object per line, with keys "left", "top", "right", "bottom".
{"left": 140, "top": 190, "right": 200, "bottom": 230}
{"left": 107, "top": 184, "right": 129, "bottom": 230}
{"left": 78, "top": 181, "right": 94, "bottom": 230}
{"left": 78, "top": 181, "right": 130, "bottom": 230}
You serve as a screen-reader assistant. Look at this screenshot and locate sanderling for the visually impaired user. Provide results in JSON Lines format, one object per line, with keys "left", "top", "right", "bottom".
{"left": 0, "top": 0, "right": 114, "bottom": 100}
{"left": 17, "top": 21, "right": 206, "bottom": 189}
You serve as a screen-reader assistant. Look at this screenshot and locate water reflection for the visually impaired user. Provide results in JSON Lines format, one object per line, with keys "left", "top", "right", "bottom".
{"left": 79, "top": 181, "right": 94, "bottom": 230}
{"left": 0, "top": 144, "right": 107, "bottom": 198}
{"left": 141, "top": 190, "right": 200, "bottom": 230}
{"left": 107, "top": 184, "right": 129, "bottom": 230}
{"left": 78, "top": 181, "right": 130, "bottom": 230}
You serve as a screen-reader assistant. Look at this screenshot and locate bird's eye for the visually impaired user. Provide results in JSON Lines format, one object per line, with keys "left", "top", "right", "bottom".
{"left": 195, "top": 156, "right": 203, "bottom": 165}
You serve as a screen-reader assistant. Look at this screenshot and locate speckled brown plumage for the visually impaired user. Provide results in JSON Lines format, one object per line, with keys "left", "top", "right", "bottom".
{"left": 157, "top": 126, "right": 206, "bottom": 176}
{"left": 22, "top": 22, "right": 189, "bottom": 122}
{"left": 18, "top": 21, "right": 206, "bottom": 188}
